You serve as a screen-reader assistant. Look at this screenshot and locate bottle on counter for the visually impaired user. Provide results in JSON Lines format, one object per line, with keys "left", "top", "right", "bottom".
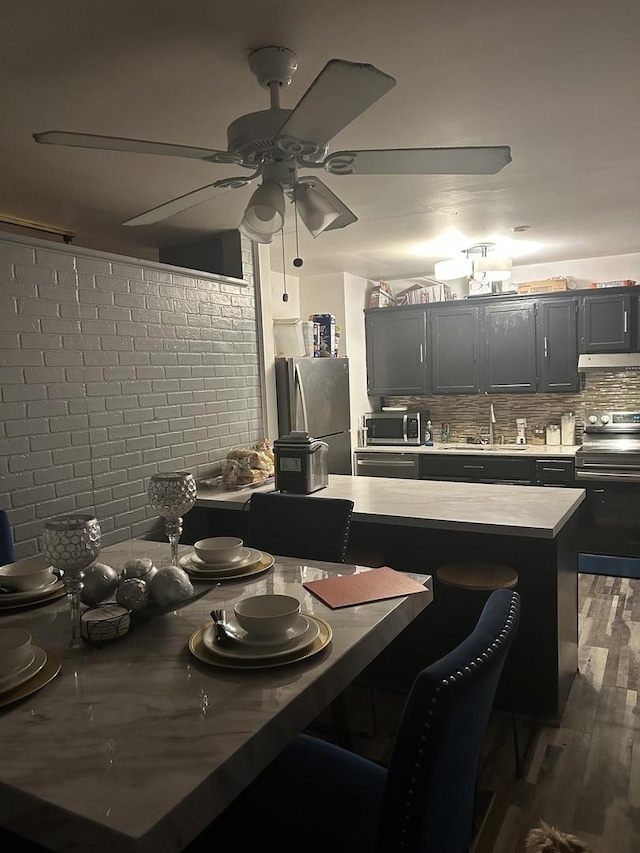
{"left": 440, "top": 422, "right": 451, "bottom": 443}
{"left": 561, "top": 412, "right": 576, "bottom": 445}
{"left": 424, "top": 419, "right": 433, "bottom": 446}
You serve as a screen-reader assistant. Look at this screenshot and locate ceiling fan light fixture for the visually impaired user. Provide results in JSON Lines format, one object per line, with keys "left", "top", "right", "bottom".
{"left": 241, "top": 180, "right": 285, "bottom": 236}
{"left": 295, "top": 183, "right": 341, "bottom": 237}
{"left": 473, "top": 253, "right": 512, "bottom": 281}
{"left": 238, "top": 220, "right": 274, "bottom": 244}
{"left": 433, "top": 256, "right": 473, "bottom": 281}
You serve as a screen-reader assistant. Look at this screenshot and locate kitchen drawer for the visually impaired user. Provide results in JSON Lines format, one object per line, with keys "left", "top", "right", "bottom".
{"left": 355, "top": 452, "right": 420, "bottom": 479}
{"left": 420, "top": 454, "right": 535, "bottom": 484}
{"left": 535, "top": 458, "right": 576, "bottom": 485}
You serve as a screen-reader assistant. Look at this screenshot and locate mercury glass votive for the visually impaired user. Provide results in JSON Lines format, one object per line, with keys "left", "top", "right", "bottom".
{"left": 148, "top": 473, "right": 197, "bottom": 567}
{"left": 41, "top": 514, "right": 101, "bottom": 650}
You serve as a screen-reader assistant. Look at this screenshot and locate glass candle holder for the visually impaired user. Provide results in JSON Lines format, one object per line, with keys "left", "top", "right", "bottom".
{"left": 148, "top": 473, "right": 197, "bottom": 567}
{"left": 41, "top": 515, "right": 101, "bottom": 650}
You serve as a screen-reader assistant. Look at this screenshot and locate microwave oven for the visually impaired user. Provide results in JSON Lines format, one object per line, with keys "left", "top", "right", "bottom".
{"left": 363, "top": 412, "right": 423, "bottom": 446}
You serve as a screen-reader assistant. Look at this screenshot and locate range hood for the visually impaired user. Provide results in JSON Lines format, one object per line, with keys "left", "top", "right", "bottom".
{"left": 578, "top": 353, "right": 640, "bottom": 372}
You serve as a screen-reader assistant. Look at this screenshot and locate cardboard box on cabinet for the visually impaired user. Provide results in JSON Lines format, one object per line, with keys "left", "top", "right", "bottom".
{"left": 516, "top": 277, "right": 570, "bottom": 295}
{"left": 368, "top": 280, "right": 396, "bottom": 308}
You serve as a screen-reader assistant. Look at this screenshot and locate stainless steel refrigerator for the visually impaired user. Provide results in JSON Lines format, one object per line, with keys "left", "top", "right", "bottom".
{"left": 275, "top": 358, "right": 352, "bottom": 475}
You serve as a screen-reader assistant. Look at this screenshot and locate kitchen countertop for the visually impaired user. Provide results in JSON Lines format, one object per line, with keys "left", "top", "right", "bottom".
{"left": 195, "top": 474, "right": 585, "bottom": 539}
{"left": 354, "top": 444, "right": 581, "bottom": 457}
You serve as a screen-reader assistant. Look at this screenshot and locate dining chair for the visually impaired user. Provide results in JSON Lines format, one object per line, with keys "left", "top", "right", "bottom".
{"left": 0, "top": 510, "right": 15, "bottom": 566}
{"left": 246, "top": 491, "right": 354, "bottom": 563}
{"left": 196, "top": 588, "right": 521, "bottom": 853}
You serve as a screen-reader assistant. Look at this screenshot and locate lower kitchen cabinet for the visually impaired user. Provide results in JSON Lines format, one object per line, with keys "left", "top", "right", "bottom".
{"left": 420, "top": 453, "right": 535, "bottom": 484}
{"left": 354, "top": 452, "right": 420, "bottom": 479}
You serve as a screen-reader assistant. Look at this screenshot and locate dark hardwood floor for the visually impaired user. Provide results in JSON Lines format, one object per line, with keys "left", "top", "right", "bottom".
{"left": 346, "top": 573, "right": 640, "bottom": 852}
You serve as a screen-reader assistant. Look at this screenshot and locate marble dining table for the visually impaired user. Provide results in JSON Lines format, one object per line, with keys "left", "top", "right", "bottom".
{"left": 0, "top": 539, "right": 432, "bottom": 853}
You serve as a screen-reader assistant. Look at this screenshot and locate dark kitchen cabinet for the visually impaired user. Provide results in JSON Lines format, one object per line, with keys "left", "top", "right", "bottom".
{"left": 365, "top": 307, "right": 428, "bottom": 395}
{"left": 481, "top": 300, "right": 537, "bottom": 393}
{"left": 536, "top": 297, "right": 579, "bottom": 392}
{"left": 579, "top": 292, "right": 632, "bottom": 352}
{"left": 420, "top": 453, "right": 535, "bottom": 484}
{"left": 428, "top": 304, "right": 480, "bottom": 394}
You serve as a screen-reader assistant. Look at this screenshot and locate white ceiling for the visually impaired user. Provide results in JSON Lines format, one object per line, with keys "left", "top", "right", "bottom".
{"left": 1, "top": 0, "right": 639, "bottom": 279}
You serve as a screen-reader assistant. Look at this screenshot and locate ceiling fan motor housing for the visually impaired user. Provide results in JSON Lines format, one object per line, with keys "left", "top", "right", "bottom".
{"left": 248, "top": 46, "right": 299, "bottom": 89}
{"left": 226, "top": 109, "right": 293, "bottom": 164}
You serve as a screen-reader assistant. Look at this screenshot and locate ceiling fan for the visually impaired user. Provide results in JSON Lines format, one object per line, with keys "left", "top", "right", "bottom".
{"left": 34, "top": 46, "right": 512, "bottom": 244}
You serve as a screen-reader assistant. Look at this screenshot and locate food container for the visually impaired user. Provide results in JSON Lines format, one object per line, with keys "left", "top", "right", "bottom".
{"left": 273, "top": 318, "right": 306, "bottom": 358}
{"left": 532, "top": 426, "right": 546, "bottom": 446}
{"left": 545, "top": 424, "right": 561, "bottom": 446}
{"left": 561, "top": 412, "right": 576, "bottom": 445}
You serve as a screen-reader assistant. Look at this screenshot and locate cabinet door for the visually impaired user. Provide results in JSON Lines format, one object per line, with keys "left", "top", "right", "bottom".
{"left": 537, "top": 298, "right": 579, "bottom": 392}
{"left": 580, "top": 292, "right": 632, "bottom": 352}
{"left": 365, "top": 308, "right": 428, "bottom": 395}
{"left": 481, "top": 300, "right": 537, "bottom": 393}
{"left": 429, "top": 305, "right": 480, "bottom": 394}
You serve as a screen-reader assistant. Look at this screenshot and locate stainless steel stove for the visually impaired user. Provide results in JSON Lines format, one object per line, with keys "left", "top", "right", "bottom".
{"left": 576, "top": 411, "right": 640, "bottom": 483}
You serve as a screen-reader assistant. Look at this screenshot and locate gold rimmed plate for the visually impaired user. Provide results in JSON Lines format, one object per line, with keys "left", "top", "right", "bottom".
{"left": 180, "top": 552, "right": 275, "bottom": 583}
{"left": 0, "top": 579, "right": 65, "bottom": 610}
{"left": 188, "top": 615, "right": 332, "bottom": 670}
{"left": 0, "top": 650, "right": 61, "bottom": 709}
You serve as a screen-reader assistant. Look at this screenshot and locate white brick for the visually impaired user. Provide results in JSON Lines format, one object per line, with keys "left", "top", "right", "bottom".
{"left": 3, "top": 385, "right": 47, "bottom": 403}
{"left": 34, "top": 465, "right": 74, "bottom": 485}
{"left": 120, "top": 381, "right": 153, "bottom": 395}
{"left": 8, "top": 449, "right": 54, "bottom": 472}
{"left": 60, "top": 303, "right": 97, "bottom": 320}
{"left": 34, "top": 495, "right": 77, "bottom": 517}
{"left": 35, "top": 248, "right": 76, "bottom": 270}
{"left": 21, "top": 333, "right": 61, "bottom": 349}
{"left": 0, "top": 402, "right": 27, "bottom": 420}
{"left": 112, "top": 262, "right": 143, "bottom": 279}
{"left": 0, "top": 436, "right": 30, "bottom": 454}
{"left": 68, "top": 398, "right": 105, "bottom": 414}
{"left": 44, "top": 351, "right": 83, "bottom": 366}
{"left": 96, "top": 275, "right": 129, "bottom": 293}
{"left": 29, "top": 433, "right": 71, "bottom": 451}
{"left": 0, "top": 244, "right": 35, "bottom": 264}
{"left": 0, "top": 315, "right": 41, "bottom": 333}
{"left": 37, "top": 285, "right": 78, "bottom": 303}
{"left": 17, "top": 297, "right": 57, "bottom": 317}
{"left": 27, "top": 400, "right": 68, "bottom": 418}
{"left": 105, "top": 395, "right": 140, "bottom": 411}
{"left": 102, "top": 336, "right": 134, "bottom": 351}
{"left": 56, "top": 477, "right": 93, "bottom": 497}
{"left": 98, "top": 306, "right": 132, "bottom": 322}
{"left": 79, "top": 289, "right": 114, "bottom": 306}
{"left": 114, "top": 293, "right": 145, "bottom": 309}
{"left": 65, "top": 366, "right": 103, "bottom": 382}
{"left": 119, "top": 352, "right": 151, "bottom": 366}
{"left": 49, "top": 414, "right": 89, "bottom": 433}
{"left": 0, "top": 367, "right": 23, "bottom": 384}
{"left": 63, "top": 334, "right": 101, "bottom": 350}
{"left": 15, "top": 264, "right": 56, "bottom": 285}
{"left": 57, "top": 270, "right": 79, "bottom": 288}
{"left": 52, "top": 445, "right": 90, "bottom": 464}
{"left": 4, "top": 504, "right": 36, "bottom": 524}
{"left": 81, "top": 319, "right": 117, "bottom": 335}
{"left": 24, "top": 366, "right": 65, "bottom": 383}
{"left": 49, "top": 382, "right": 87, "bottom": 399}
{"left": 0, "top": 279, "right": 37, "bottom": 298}
{"left": 84, "top": 351, "right": 119, "bottom": 366}
{"left": 76, "top": 257, "right": 112, "bottom": 275}
{"left": 41, "top": 318, "right": 82, "bottom": 334}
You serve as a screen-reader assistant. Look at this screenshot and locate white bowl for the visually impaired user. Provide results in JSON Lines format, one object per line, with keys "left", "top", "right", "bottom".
{"left": 234, "top": 594, "right": 301, "bottom": 639}
{"left": 0, "top": 556, "right": 55, "bottom": 592}
{"left": 194, "top": 537, "right": 244, "bottom": 565}
{"left": 0, "top": 629, "right": 33, "bottom": 678}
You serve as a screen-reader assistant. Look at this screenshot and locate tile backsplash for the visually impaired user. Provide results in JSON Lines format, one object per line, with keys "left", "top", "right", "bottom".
{"left": 386, "top": 371, "right": 640, "bottom": 444}
{"left": 0, "top": 234, "right": 262, "bottom": 556}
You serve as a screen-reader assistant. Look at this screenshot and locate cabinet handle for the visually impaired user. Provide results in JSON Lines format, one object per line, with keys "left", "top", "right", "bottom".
{"left": 463, "top": 464, "right": 485, "bottom": 469}
{"left": 472, "top": 341, "right": 477, "bottom": 362}
{"left": 419, "top": 343, "right": 424, "bottom": 364}
{"left": 544, "top": 336, "right": 549, "bottom": 358}
{"left": 624, "top": 310, "right": 629, "bottom": 334}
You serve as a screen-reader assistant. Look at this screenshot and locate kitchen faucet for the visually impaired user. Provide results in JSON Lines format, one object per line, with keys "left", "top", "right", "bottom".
{"left": 489, "top": 403, "right": 496, "bottom": 445}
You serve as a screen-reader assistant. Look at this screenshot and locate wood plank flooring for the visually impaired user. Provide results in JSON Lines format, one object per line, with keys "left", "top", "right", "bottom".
{"left": 347, "top": 573, "right": 640, "bottom": 852}
{"left": 484, "top": 573, "right": 640, "bottom": 852}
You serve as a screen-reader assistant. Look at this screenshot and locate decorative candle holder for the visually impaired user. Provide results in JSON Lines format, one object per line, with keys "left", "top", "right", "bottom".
{"left": 147, "top": 473, "right": 197, "bottom": 567}
{"left": 41, "top": 514, "right": 101, "bottom": 650}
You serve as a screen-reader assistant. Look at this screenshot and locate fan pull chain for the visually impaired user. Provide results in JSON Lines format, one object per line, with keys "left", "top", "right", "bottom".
{"left": 281, "top": 227, "right": 289, "bottom": 302}
{"left": 293, "top": 198, "right": 303, "bottom": 268}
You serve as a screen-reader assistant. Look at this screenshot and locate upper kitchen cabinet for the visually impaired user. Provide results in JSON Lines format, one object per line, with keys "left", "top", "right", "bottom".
{"left": 536, "top": 297, "right": 579, "bottom": 392}
{"left": 428, "top": 304, "right": 480, "bottom": 394}
{"left": 365, "top": 306, "right": 429, "bottom": 395}
{"left": 579, "top": 291, "right": 632, "bottom": 352}
{"left": 481, "top": 299, "right": 537, "bottom": 393}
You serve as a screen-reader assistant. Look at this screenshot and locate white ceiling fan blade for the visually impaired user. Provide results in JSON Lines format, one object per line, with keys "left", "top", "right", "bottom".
{"left": 34, "top": 131, "right": 243, "bottom": 164}
{"left": 294, "top": 176, "right": 358, "bottom": 237}
{"left": 277, "top": 59, "right": 395, "bottom": 148}
{"left": 123, "top": 182, "right": 242, "bottom": 226}
{"left": 323, "top": 146, "right": 512, "bottom": 176}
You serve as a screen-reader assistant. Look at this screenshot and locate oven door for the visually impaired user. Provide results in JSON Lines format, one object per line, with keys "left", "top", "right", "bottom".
{"left": 579, "top": 480, "right": 640, "bottom": 558}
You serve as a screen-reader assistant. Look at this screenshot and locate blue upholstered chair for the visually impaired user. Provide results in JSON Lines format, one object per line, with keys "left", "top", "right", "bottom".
{"left": 0, "top": 510, "right": 15, "bottom": 566}
{"left": 246, "top": 491, "right": 354, "bottom": 563}
{"left": 201, "top": 589, "right": 521, "bottom": 853}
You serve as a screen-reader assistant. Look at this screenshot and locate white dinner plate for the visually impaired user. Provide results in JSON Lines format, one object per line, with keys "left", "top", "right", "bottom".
{"left": 202, "top": 615, "right": 320, "bottom": 661}
{"left": 0, "top": 577, "right": 64, "bottom": 605}
{"left": 224, "top": 613, "right": 310, "bottom": 647}
{"left": 0, "top": 650, "right": 35, "bottom": 690}
{"left": 180, "top": 547, "right": 261, "bottom": 574}
{"left": 0, "top": 646, "right": 47, "bottom": 694}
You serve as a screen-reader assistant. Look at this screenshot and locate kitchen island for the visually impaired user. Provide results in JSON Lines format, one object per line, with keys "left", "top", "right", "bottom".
{"left": 188, "top": 476, "right": 585, "bottom": 721}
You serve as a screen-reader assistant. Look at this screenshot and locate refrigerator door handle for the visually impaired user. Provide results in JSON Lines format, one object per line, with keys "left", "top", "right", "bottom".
{"left": 294, "top": 363, "right": 310, "bottom": 433}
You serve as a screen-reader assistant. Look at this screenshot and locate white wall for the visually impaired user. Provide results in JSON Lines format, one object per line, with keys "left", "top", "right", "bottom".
{"left": 511, "top": 251, "right": 640, "bottom": 287}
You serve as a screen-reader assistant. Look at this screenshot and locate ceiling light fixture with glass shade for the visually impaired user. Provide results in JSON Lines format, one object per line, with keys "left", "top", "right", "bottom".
{"left": 434, "top": 242, "right": 513, "bottom": 283}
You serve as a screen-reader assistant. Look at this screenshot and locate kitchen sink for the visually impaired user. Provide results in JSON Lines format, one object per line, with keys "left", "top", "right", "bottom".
{"left": 437, "top": 443, "right": 530, "bottom": 451}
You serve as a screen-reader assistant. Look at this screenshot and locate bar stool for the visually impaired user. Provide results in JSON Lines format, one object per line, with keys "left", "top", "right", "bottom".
{"left": 436, "top": 560, "right": 527, "bottom": 777}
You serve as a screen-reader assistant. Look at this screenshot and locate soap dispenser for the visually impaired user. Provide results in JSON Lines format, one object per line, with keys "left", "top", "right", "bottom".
{"left": 424, "top": 419, "right": 433, "bottom": 446}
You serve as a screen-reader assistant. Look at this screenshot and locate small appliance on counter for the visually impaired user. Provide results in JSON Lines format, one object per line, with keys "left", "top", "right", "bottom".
{"left": 516, "top": 418, "right": 527, "bottom": 445}
{"left": 273, "top": 432, "right": 329, "bottom": 494}
{"left": 363, "top": 411, "right": 423, "bottom": 446}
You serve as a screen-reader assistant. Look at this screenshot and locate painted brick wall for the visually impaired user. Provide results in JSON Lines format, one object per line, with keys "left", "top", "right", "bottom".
{"left": 0, "top": 234, "right": 262, "bottom": 557}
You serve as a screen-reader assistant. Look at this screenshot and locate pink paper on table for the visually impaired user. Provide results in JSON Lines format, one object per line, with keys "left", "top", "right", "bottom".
{"left": 303, "top": 566, "right": 427, "bottom": 609}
